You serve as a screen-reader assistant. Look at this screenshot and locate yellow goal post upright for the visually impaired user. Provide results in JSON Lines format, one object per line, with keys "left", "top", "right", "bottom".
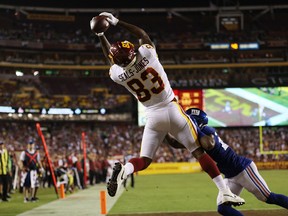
{"left": 258, "top": 103, "right": 288, "bottom": 159}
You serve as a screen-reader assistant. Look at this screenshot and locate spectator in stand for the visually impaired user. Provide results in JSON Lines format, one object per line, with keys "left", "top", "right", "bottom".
{"left": 75, "top": 154, "right": 83, "bottom": 189}
{"left": 67, "top": 151, "right": 81, "bottom": 189}
{"left": 100, "top": 156, "right": 110, "bottom": 183}
{"left": 42, "top": 155, "right": 52, "bottom": 188}
{"left": 94, "top": 155, "right": 103, "bottom": 184}
{"left": 80, "top": 154, "right": 90, "bottom": 188}
{"left": 0, "top": 122, "right": 287, "bottom": 165}
{"left": 88, "top": 154, "right": 96, "bottom": 185}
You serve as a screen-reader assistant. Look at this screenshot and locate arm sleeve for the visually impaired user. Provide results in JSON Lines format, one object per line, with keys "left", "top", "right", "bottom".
{"left": 202, "top": 126, "right": 216, "bottom": 135}
{"left": 197, "top": 129, "right": 206, "bottom": 139}
{"left": 139, "top": 44, "right": 157, "bottom": 59}
{"left": 197, "top": 126, "right": 216, "bottom": 138}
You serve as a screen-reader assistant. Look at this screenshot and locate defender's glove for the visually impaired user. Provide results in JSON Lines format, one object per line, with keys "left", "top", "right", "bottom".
{"left": 99, "top": 12, "right": 119, "bottom": 26}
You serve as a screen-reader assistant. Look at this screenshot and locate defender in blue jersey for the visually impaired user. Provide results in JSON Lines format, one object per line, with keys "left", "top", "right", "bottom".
{"left": 165, "top": 108, "right": 288, "bottom": 216}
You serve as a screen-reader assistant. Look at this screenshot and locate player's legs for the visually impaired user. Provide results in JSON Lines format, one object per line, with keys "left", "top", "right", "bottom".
{"left": 127, "top": 101, "right": 195, "bottom": 173}
{"left": 130, "top": 173, "right": 135, "bottom": 188}
{"left": 217, "top": 204, "right": 244, "bottom": 216}
{"left": 193, "top": 148, "right": 222, "bottom": 181}
{"left": 239, "top": 162, "right": 288, "bottom": 209}
{"left": 225, "top": 177, "right": 244, "bottom": 197}
{"left": 193, "top": 149, "right": 220, "bottom": 178}
{"left": 240, "top": 162, "right": 271, "bottom": 202}
{"left": 195, "top": 150, "right": 239, "bottom": 203}
{"left": 122, "top": 126, "right": 165, "bottom": 174}
{"left": 216, "top": 178, "right": 245, "bottom": 215}
{"left": 217, "top": 178, "right": 244, "bottom": 206}
{"left": 107, "top": 107, "right": 167, "bottom": 197}
{"left": 194, "top": 149, "right": 239, "bottom": 202}
{"left": 266, "top": 192, "right": 288, "bottom": 209}
{"left": 167, "top": 103, "right": 244, "bottom": 206}
{"left": 124, "top": 105, "right": 169, "bottom": 174}
{"left": 168, "top": 102, "right": 200, "bottom": 152}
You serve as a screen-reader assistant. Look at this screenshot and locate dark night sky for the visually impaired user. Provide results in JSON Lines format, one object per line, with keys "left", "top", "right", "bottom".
{"left": 1, "top": 0, "right": 287, "bottom": 9}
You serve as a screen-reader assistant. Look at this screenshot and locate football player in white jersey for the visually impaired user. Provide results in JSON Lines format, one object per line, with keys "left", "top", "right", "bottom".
{"left": 91, "top": 12, "right": 245, "bottom": 206}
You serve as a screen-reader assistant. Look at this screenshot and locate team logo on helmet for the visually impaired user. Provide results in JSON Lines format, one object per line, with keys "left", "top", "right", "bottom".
{"left": 186, "top": 108, "right": 208, "bottom": 128}
{"left": 190, "top": 109, "right": 201, "bottom": 116}
{"left": 109, "top": 41, "right": 136, "bottom": 67}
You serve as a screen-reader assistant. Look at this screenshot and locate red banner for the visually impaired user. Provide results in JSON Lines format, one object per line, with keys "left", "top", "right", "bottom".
{"left": 173, "top": 89, "right": 203, "bottom": 111}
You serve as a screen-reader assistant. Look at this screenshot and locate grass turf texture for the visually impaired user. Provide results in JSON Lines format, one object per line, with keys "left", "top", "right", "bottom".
{"left": 108, "top": 170, "right": 288, "bottom": 215}
{"left": 0, "top": 187, "right": 58, "bottom": 216}
{"left": 1, "top": 170, "right": 287, "bottom": 216}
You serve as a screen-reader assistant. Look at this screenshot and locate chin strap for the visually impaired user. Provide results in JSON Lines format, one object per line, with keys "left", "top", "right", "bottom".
{"left": 123, "top": 56, "right": 137, "bottom": 68}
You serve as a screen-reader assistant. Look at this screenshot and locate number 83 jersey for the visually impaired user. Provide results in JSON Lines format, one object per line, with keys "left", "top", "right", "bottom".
{"left": 109, "top": 44, "right": 175, "bottom": 108}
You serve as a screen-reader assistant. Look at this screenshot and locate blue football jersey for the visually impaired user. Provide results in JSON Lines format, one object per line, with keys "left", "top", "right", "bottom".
{"left": 202, "top": 126, "right": 252, "bottom": 178}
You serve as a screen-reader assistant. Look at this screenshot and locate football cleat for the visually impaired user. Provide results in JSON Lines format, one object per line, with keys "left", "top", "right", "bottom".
{"left": 220, "top": 188, "right": 245, "bottom": 206}
{"left": 107, "top": 162, "right": 126, "bottom": 197}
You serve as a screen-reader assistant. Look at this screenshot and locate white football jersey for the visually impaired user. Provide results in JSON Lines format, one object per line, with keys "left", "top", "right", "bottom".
{"left": 109, "top": 44, "right": 175, "bottom": 107}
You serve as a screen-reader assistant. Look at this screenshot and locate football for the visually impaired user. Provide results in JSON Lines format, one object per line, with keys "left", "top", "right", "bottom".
{"left": 90, "top": 15, "right": 110, "bottom": 33}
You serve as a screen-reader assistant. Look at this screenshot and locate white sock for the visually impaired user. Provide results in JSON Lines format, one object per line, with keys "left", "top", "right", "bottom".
{"left": 213, "top": 175, "right": 227, "bottom": 191}
{"left": 124, "top": 162, "right": 134, "bottom": 176}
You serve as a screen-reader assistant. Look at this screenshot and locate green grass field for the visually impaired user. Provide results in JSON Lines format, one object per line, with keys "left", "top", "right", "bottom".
{"left": 109, "top": 170, "right": 288, "bottom": 214}
{"left": 0, "top": 187, "right": 59, "bottom": 216}
{"left": 1, "top": 170, "right": 287, "bottom": 216}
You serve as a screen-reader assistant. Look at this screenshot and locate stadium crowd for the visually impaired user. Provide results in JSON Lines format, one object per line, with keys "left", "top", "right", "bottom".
{"left": 0, "top": 121, "right": 287, "bottom": 201}
{"left": 1, "top": 122, "right": 287, "bottom": 163}
{"left": 0, "top": 75, "right": 132, "bottom": 110}
{"left": 0, "top": 8, "right": 287, "bottom": 67}
{"left": 0, "top": 44, "right": 286, "bottom": 65}
{"left": 0, "top": 66, "right": 286, "bottom": 111}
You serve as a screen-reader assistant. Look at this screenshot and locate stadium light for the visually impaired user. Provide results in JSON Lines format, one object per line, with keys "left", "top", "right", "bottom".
{"left": 15, "top": 70, "right": 23, "bottom": 76}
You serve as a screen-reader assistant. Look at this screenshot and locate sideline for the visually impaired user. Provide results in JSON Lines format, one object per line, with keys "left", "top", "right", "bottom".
{"left": 17, "top": 184, "right": 124, "bottom": 216}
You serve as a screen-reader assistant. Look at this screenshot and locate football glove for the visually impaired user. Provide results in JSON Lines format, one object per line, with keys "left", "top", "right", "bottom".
{"left": 99, "top": 12, "right": 119, "bottom": 26}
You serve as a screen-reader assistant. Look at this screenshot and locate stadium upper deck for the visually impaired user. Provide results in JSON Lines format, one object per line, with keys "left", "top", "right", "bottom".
{"left": 0, "top": 0, "right": 287, "bottom": 122}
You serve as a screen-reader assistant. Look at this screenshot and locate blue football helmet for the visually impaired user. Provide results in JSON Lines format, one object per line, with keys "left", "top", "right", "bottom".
{"left": 185, "top": 108, "right": 208, "bottom": 128}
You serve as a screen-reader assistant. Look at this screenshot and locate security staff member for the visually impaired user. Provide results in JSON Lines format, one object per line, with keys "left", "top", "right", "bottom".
{"left": 0, "top": 140, "right": 9, "bottom": 202}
